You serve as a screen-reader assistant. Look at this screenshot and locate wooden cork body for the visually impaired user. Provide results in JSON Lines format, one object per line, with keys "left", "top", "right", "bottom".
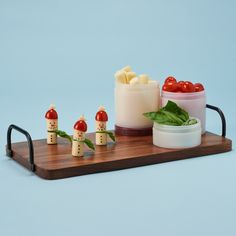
{"left": 46, "top": 119, "right": 58, "bottom": 144}
{"left": 72, "top": 140, "right": 84, "bottom": 157}
{"left": 72, "top": 129, "right": 85, "bottom": 157}
{"left": 96, "top": 121, "right": 107, "bottom": 145}
{"left": 47, "top": 132, "right": 57, "bottom": 144}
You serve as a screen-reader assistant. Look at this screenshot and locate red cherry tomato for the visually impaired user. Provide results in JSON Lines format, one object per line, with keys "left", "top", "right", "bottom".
{"left": 177, "top": 81, "right": 185, "bottom": 92}
{"left": 162, "top": 81, "right": 178, "bottom": 92}
{"left": 162, "top": 84, "right": 168, "bottom": 91}
{"left": 194, "top": 83, "right": 204, "bottom": 92}
{"left": 164, "top": 76, "right": 177, "bottom": 84}
{"left": 181, "top": 81, "right": 195, "bottom": 93}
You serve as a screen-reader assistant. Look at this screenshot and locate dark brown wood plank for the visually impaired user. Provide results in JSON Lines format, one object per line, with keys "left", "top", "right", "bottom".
{"left": 8, "top": 131, "right": 232, "bottom": 180}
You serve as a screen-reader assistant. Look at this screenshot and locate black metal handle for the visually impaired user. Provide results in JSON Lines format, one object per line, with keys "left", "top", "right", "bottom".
{"left": 6, "top": 124, "right": 35, "bottom": 172}
{"left": 206, "top": 104, "right": 226, "bottom": 137}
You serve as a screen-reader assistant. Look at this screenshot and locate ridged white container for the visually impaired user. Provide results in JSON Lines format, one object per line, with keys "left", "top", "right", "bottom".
{"left": 162, "top": 91, "right": 206, "bottom": 133}
{"left": 115, "top": 82, "right": 160, "bottom": 129}
{"left": 153, "top": 118, "right": 202, "bottom": 149}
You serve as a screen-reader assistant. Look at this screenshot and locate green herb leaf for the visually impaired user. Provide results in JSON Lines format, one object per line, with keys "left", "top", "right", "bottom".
{"left": 161, "top": 100, "right": 189, "bottom": 122}
{"left": 143, "top": 111, "right": 180, "bottom": 126}
{"left": 83, "top": 138, "right": 95, "bottom": 151}
{"left": 182, "top": 118, "right": 198, "bottom": 126}
{"left": 160, "top": 110, "right": 185, "bottom": 125}
{"left": 107, "top": 131, "right": 116, "bottom": 142}
{"left": 73, "top": 138, "right": 95, "bottom": 151}
{"left": 54, "top": 130, "right": 72, "bottom": 143}
{"left": 96, "top": 131, "right": 116, "bottom": 142}
{"left": 143, "top": 100, "right": 195, "bottom": 126}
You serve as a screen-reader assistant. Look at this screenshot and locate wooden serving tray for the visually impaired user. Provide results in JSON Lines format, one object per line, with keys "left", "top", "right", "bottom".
{"left": 7, "top": 131, "right": 232, "bottom": 180}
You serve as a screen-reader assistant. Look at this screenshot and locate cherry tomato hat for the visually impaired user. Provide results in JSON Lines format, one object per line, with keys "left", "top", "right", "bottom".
{"left": 74, "top": 115, "right": 87, "bottom": 132}
{"left": 45, "top": 104, "right": 58, "bottom": 119}
{"left": 95, "top": 106, "right": 108, "bottom": 122}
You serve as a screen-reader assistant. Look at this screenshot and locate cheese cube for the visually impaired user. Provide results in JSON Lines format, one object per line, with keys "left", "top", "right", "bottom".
{"left": 126, "top": 72, "right": 137, "bottom": 83}
{"left": 129, "top": 77, "right": 140, "bottom": 85}
{"left": 121, "top": 65, "right": 132, "bottom": 72}
{"left": 115, "top": 70, "right": 127, "bottom": 84}
{"left": 139, "top": 74, "right": 149, "bottom": 84}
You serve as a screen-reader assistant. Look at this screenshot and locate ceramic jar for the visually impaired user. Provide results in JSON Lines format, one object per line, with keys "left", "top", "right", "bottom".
{"left": 153, "top": 118, "right": 202, "bottom": 148}
{"left": 115, "top": 81, "right": 160, "bottom": 135}
{"left": 161, "top": 91, "right": 206, "bottom": 134}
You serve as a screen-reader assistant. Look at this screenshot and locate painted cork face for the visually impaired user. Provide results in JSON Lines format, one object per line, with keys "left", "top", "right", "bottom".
{"left": 47, "top": 119, "right": 58, "bottom": 131}
{"left": 73, "top": 130, "right": 85, "bottom": 141}
{"left": 96, "top": 122, "right": 106, "bottom": 131}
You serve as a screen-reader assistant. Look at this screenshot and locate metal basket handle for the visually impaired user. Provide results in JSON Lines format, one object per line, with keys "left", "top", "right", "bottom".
{"left": 6, "top": 124, "right": 35, "bottom": 172}
{"left": 206, "top": 104, "right": 226, "bottom": 137}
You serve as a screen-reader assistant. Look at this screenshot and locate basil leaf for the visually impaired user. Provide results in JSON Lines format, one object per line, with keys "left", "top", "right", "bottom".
{"left": 143, "top": 111, "right": 180, "bottom": 125}
{"left": 54, "top": 130, "right": 72, "bottom": 143}
{"left": 143, "top": 100, "right": 194, "bottom": 126}
{"left": 160, "top": 110, "right": 185, "bottom": 125}
{"left": 96, "top": 131, "right": 116, "bottom": 142}
{"left": 83, "top": 138, "right": 95, "bottom": 151}
{"left": 182, "top": 118, "right": 198, "bottom": 126}
{"left": 107, "top": 131, "right": 116, "bottom": 142}
{"left": 161, "top": 100, "right": 189, "bottom": 122}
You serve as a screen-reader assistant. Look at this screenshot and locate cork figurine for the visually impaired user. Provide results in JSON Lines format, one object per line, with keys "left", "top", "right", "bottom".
{"left": 95, "top": 106, "right": 108, "bottom": 145}
{"left": 45, "top": 104, "right": 58, "bottom": 145}
{"left": 72, "top": 115, "right": 87, "bottom": 157}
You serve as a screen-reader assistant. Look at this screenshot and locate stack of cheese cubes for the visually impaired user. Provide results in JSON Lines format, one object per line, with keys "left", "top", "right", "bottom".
{"left": 114, "top": 66, "right": 155, "bottom": 85}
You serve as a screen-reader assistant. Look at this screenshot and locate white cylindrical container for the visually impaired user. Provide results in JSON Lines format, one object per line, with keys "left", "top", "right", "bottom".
{"left": 153, "top": 118, "right": 201, "bottom": 149}
{"left": 161, "top": 91, "right": 206, "bottom": 133}
{"left": 115, "top": 81, "right": 160, "bottom": 135}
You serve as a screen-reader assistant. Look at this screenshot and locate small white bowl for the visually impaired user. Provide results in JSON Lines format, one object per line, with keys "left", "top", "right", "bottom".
{"left": 152, "top": 118, "right": 202, "bottom": 149}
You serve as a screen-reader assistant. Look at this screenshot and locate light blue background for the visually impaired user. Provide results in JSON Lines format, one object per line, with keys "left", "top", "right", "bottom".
{"left": 0, "top": 0, "right": 235, "bottom": 235}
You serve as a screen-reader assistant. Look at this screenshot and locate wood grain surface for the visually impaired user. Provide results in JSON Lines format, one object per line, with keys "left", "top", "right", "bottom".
{"left": 8, "top": 131, "right": 232, "bottom": 180}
